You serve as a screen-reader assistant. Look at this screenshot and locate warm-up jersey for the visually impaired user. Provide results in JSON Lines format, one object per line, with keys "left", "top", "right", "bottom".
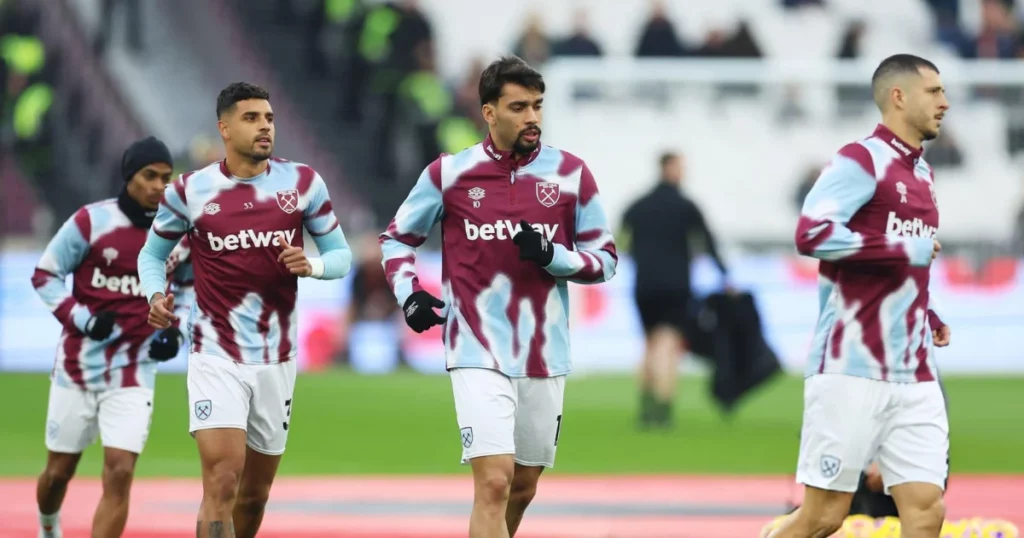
{"left": 795, "top": 124, "right": 944, "bottom": 383}
{"left": 139, "top": 159, "right": 352, "bottom": 365}
{"left": 32, "top": 199, "right": 193, "bottom": 391}
{"left": 380, "top": 136, "right": 618, "bottom": 378}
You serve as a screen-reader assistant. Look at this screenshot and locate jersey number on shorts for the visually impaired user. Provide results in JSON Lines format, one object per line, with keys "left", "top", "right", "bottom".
{"left": 283, "top": 398, "right": 292, "bottom": 431}
{"left": 554, "top": 414, "right": 562, "bottom": 446}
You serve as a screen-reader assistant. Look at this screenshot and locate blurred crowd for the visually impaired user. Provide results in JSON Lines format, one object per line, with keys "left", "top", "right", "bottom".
{"left": 5, "top": 0, "right": 1024, "bottom": 251}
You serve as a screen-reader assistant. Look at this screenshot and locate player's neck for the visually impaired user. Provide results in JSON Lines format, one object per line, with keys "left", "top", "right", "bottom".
{"left": 881, "top": 117, "right": 923, "bottom": 149}
{"left": 224, "top": 153, "right": 269, "bottom": 179}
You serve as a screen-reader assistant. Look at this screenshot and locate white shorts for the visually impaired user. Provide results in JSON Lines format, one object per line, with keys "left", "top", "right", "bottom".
{"left": 187, "top": 353, "right": 297, "bottom": 456}
{"left": 45, "top": 383, "right": 154, "bottom": 455}
{"left": 796, "top": 374, "right": 949, "bottom": 494}
{"left": 450, "top": 367, "right": 566, "bottom": 468}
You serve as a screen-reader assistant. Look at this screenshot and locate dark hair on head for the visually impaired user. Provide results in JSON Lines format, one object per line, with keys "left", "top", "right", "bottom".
{"left": 871, "top": 54, "right": 939, "bottom": 108}
{"left": 478, "top": 55, "right": 545, "bottom": 106}
{"left": 659, "top": 152, "right": 679, "bottom": 168}
{"left": 216, "top": 82, "right": 270, "bottom": 118}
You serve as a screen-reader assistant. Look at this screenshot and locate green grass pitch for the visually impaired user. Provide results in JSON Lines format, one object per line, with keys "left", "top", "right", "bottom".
{"left": 0, "top": 371, "right": 1020, "bottom": 478}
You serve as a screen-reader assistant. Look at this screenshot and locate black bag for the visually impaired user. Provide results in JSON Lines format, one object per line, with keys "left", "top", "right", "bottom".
{"left": 686, "top": 292, "right": 783, "bottom": 413}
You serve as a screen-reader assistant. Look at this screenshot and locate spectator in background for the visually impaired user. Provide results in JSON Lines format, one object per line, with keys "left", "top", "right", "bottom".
{"left": 835, "top": 20, "right": 872, "bottom": 116}
{"left": 621, "top": 151, "right": 729, "bottom": 430}
{"left": 635, "top": 0, "right": 687, "bottom": 57}
{"left": 513, "top": 12, "right": 551, "bottom": 67}
{"left": 968, "top": 0, "right": 1018, "bottom": 59}
{"left": 781, "top": 0, "right": 826, "bottom": 8}
{"left": 551, "top": 9, "right": 603, "bottom": 57}
{"left": 94, "top": 0, "right": 144, "bottom": 55}
{"left": 693, "top": 20, "right": 762, "bottom": 58}
{"left": 367, "top": 0, "right": 434, "bottom": 178}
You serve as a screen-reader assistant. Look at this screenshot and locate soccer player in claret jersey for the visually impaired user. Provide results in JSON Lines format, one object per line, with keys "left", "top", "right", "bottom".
{"left": 380, "top": 55, "right": 618, "bottom": 538}
{"left": 31, "top": 136, "right": 193, "bottom": 538}
{"left": 768, "top": 54, "right": 951, "bottom": 538}
{"left": 137, "top": 82, "right": 353, "bottom": 538}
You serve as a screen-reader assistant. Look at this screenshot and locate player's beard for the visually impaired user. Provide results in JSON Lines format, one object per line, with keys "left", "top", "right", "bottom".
{"left": 915, "top": 109, "right": 939, "bottom": 141}
{"left": 512, "top": 127, "right": 541, "bottom": 154}
{"left": 244, "top": 141, "right": 273, "bottom": 162}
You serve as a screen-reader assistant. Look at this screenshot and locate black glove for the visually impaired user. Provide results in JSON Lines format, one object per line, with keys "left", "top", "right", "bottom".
{"left": 403, "top": 290, "right": 445, "bottom": 333}
{"left": 84, "top": 311, "right": 117, "bottom": 341}
{"left": 149, "top": 327, "right": 184, "bottom": 361}
{"left": 513, "top": 219, "right": 554, "bottom": 266}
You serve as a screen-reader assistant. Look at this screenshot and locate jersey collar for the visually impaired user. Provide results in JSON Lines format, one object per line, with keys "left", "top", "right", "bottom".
{"left": 483, "top": 133, "right": 541, "bottom": 169}
{"left": 219, "top": 159, "right": 273, "bottom": 180}
{"left": 873, "top": 124, "right": 923, "bottom": 165}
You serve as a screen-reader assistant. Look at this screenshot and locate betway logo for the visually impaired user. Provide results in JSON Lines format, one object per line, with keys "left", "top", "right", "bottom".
{"left": 891, "top": 138, "right": 911, "bottom": 156}
{"left": 886, "top": 212, "right": 936, "bottom": 238}
{"left": 464, "top": 219, "right": 558, "bottom": 241}
{"left": 91, "top": 268, "right": 144, "bottom": 297}
{"left": 208, "top": 229, "right": 296, "bottom": 252}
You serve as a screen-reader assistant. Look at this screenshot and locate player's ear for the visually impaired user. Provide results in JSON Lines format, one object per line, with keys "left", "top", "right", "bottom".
{"left": 216, "top": 118, "right": 230, "bottom": 140}
{"left": 481, "top": 103, "right": 497, "bottom": 127}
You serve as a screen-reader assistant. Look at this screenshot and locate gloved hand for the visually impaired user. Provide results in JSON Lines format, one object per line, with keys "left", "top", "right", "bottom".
{"left": 149, "top": 327, "right": 184, "bottom": 361}
{"left": 84, "top": 311, "right": 117, "bottom": 341}
{"left": 402, "top": 290, "right": 445, "bottom": 333}
{"left": 513, "top": 219, "right": 554, "bottom": 266}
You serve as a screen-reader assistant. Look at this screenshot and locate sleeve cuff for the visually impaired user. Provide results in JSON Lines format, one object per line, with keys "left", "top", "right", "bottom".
{"left": 309, "top": 257, "right": 326, "bottom": 279}
{"left": 71, "top": 304, "right": 92, "bottom": 332}
{"left": 543, "top": 243, "right": 573, "bottom": 276}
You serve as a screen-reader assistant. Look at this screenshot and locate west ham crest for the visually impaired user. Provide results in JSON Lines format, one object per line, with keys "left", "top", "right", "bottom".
{"left": 276, "top": 189, "right": 299, "bottom": 214}
{"left": 536, "top": 182, "right": 560, "bottom": 208}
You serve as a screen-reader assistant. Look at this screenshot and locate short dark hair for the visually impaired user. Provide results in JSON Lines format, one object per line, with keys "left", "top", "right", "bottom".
{"left": 659, "top": 152, "right": 679, "bottom": 168}
{"left": 478, "top": 55, "right": 545, "bottom": 106}
{"left": 871, "top": 54, "right": 939, "bottom": 109}
{"left": 216, "top": 82, "right": 270, "bottom": 118}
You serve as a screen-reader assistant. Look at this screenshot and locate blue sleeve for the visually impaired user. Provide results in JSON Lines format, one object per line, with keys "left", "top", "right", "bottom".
{"left": 31, "top": 208, "right": 93, "bottom": 331}
{"left": 544, "top": 164, "right": 618, "bottom": 284}
{"left": 168, "top": 238, "right": 195, "bottom": 317}
{"left": 310, "top": 227, "right": 353, "bottom": 280}
{"left": 140, "top": 176, "right": 192, "bottom": 302}
{"left": 138, "top": 232, "right": 179, "bottom": 303}
{"left": 303, "top": 172, "right": 352, "bottom": 280}
{"left": 794, "top": 146, "right": 933, "bottom": 267}
{"left": 379, "top": 159, "right": 444, "bottom": 305}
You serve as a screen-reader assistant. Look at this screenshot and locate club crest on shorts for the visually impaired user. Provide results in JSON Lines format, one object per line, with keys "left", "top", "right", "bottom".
{"left": 820, "top": 454, "right": 841, "bottom": 479}
{"left": 276, "top": 189, "right": 299, "bottom": 214}
{"left": 46, "top": 420, "right": 59, "bottom": 442}
{"left": 536, "top": 182, "right": 560, "bottom": 208}
{"left": 460, "top": 427, "right": 473, "bottom": 448}
{"left": 194, "top": 400, "right": 212, "bottom": 421}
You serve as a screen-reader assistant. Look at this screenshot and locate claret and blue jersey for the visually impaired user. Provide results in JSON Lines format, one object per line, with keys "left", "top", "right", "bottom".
{"left": 795, "top": 124, "right": 944, "bottom": 383}
{"left": 380, "top": 135, "right": 618, "bottom": 378}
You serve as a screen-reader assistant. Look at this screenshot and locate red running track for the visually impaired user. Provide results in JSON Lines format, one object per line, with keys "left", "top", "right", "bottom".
{"left": 1, "top": 475, "right": 1021, "bottom": 538}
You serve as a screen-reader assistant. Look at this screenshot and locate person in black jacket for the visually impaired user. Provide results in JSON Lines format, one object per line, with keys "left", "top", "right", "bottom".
{"left": 621, "top": 151, "right": 729, "bottom": 429}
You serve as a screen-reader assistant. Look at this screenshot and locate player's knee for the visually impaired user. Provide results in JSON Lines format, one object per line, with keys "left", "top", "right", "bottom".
{"left": 41, "top": 462, "right": 76, "bottom": 489}
{"left": 508, "top": 481, "right": 537, "bottom": 509}
{"left": 205, "top": 465, "right": 243, "bottom": 506}
{"left": 101, "top": 459, "right": 136, "bottom": 497}
{"left": 235, "top": 486, "right": 271, "bottom": 518}
{"left": 474, "top": 469, "right": 513, "bottom": 507}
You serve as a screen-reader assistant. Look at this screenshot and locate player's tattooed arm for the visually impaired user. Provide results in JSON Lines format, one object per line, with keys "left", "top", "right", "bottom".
{"left": 795, "top": 146, "right": 934, "bottom": 267}
{"left": 31, "top": 208, "right": 94, "bottom": 332}
{"left": 543, "top": 163, "right": 618, "bottom": 284}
